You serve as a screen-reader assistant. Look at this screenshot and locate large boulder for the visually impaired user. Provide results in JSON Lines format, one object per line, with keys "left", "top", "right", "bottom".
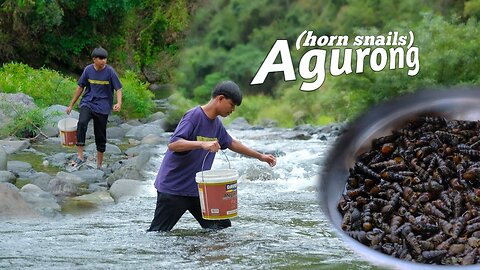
{"left": 47, "top": 171, "right": 87, "bottom": 197}
{"left": 20, "top": 184, "right": 61, "bottom": 218}
{"left": 0, "top": 139, "right": 30, "bottom": 154}
{"left": 0, "top": 183, "right": 38, "bottom": 218}
{"left": 109, "top": 179, "right": 142, "bottom": 202}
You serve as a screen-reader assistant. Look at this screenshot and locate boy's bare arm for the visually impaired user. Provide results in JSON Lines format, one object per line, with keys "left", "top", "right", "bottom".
{"left": 228, "top": 139, "right": 276, "bottom": 167}
{"left": 168, "top": 139, "right": 220, "bottom": 153}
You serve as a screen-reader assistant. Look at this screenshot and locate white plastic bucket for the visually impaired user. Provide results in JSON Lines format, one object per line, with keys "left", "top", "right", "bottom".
{"left": 195, "top": 169, "right": 239, "bottom": 220}
{"left": 57, "top": 117, "right": 78, "bottom": 146}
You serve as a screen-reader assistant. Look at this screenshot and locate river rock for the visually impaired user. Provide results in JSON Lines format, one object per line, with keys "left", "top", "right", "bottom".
{"left": 0, "top": 146, "right": 6, "bottom": 170}
{"left": 0, "top": 171, "right": 15, "bottom": 183}
{"left": 125, "top": 144, "right": 159, "bottom": 156}
{"left": 106, "top": 126, "right": 126, "bottom": 139}
{"left": 20, "top": 184, "right": 61, "bottom": 217}
{"left": 0, "top": 183, "right": 38, "bottom": 218}
{"left": 227, "top": 117, "right": 252, "bottom": 130}
{"left": 0, "top": 139, "right": 30, "bottom": 154}
{"left": 85, "top": 143, "right": 122, "bottom": 155}
{"left": 44, "top": 152, "right": 70, "bottom": 167}
{"left": 69, "top": 191, "right": 114, "bottom": 206}
{"left": 7, "top": 160, "right": 33, "bottom": 174}
{"left": 125, "top": 123, "right": 164, "bottom": 140}
{"left": 141, "top": 134, "right": 164, "bottom": 145}
{"left": 109, "top": 179, "right": 142, "bottom": 202}
{"left": 71, "top": 169, "right": 105, "bottom": 184}
{"left": 147, "top": 111, "right": 166, "bottom": 123}
{"left": 280, "top": 130, "right": 312, "bottom": 140}
{"left": 106, "top": 152, "right": 152, "bottom": 186}
{"left": 28, "top": 172, "right": 53, "bottom": 191}
{"left": 47, "top": 171, "right": 86, "bottom": 196}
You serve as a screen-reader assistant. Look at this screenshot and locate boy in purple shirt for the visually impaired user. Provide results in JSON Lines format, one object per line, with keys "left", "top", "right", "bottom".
{"left": 66, "top": 47, "right": 123, "bottom": 169}
{"left": 148, "top": 81, "right": 277, "bottom": 231}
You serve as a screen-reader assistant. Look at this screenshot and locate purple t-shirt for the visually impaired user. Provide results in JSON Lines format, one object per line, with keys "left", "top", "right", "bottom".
{"left": 154, "top": 106, "right": 233, "bottom": 196}
{"left": 78, "top": 64, "right": 122, "bottom": 115}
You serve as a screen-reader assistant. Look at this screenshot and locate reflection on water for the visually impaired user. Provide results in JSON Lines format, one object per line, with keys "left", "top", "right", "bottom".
{"left": 0, "top": 129, "right": 384, "bottom": 270}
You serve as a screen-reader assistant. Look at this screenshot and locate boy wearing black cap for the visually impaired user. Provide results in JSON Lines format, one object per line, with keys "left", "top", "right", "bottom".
{"left": 66, "top": 47, "right": 123, "bottom": 169}
{"left": 147, "top": 80, "right": 277, "bottom": 231}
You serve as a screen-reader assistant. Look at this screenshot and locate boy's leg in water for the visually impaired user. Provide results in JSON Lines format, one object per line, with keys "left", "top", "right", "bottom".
{"left": 148, "top": 192, "right": 188, "bottom": 232}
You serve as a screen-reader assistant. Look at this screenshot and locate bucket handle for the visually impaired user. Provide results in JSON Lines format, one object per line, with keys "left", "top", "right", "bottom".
{"left": 200, "top": 150, "right": 231, "bottom": 182}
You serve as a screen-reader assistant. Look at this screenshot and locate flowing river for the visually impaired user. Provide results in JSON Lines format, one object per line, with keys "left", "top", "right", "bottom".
{"left": 0, "top": 128, "right": 383, "bottom": 269}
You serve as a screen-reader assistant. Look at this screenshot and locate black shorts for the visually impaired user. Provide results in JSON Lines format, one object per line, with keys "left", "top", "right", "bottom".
{"left": 147, "top": 192, "right": 231, "bottom": 232}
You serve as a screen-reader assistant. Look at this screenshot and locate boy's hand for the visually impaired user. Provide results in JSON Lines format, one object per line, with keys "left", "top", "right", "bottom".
{"left": 260, "top": 154, "right": 277, "bottom": 167}
{"left": 202, "top": 141, "right": 220, "bottom": 152}
{"left": 66, "top": 106, "right": 72, "bottom": 115}
{"left": 113, "top": 103, "right": 122, "bottom": 112}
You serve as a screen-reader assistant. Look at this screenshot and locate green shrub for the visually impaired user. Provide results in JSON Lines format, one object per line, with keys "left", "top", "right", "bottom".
{"left": 0, "top": 62, "right": 76, "bottom": 108}
{"left": 0, "top": 106, "right": 46, "bottom": 138}
{"left": 116, "top": 70, "right": 155, "bottom": 119}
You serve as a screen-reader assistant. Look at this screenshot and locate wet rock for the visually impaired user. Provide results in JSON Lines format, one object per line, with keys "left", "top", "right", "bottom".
{"left": 0, "top": 139, "right": 30, "bottom": 154}
{"left": 20, "top": 184, "right": 61, "bottom": 218}
{"left": 125, "top": 123, "right": 164, "bottom": 140}
{"left": 294, "top": 124, "right": 316, "bottom": 134}
{"left": 280, "top": 130, "right": 312, "bottom": 140}
{"left": 259, "top": 118, "right": 277, "bottom": 128}
{"left": 0, "top": 146, "right": 6, "bottom": 170}
{"left": 0, "top": 171, "right": 15, "bottom": 183}
{"left": 106, "top": 152, "right": 152, "bottom": 186}
{"left": 109, "top": 179, "right": 142, "bottom": 202}
{"left": 227, "top": 117, "right": 252, "bottom": 130}
{"left": 0, "top": 183, "right": 38, "bottom": 218}
{"left": 28, "top": 172, "right": 52, "bottom": 191}
{"left": 69, "top": 191, "right": 114, "bottom": 206}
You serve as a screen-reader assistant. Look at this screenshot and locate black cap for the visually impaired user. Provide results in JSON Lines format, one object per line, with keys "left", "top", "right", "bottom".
{"left": 91, "top": 47, "right": 108, "bottom": 58}
{"left": 212, "top": 81, "right": 243, "bottom": 106}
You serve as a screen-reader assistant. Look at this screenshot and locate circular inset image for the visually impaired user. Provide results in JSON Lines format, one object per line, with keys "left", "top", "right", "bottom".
{"left": 319, "top": 87, "right": 480, "bottom": 269}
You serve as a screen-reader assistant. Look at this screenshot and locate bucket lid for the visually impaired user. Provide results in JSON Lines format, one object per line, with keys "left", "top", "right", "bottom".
{"left": 57, "top": 117, "right": 78, "bottom": 132}
{"left": 196, "top": 169, "right": 238, "bottom": 183}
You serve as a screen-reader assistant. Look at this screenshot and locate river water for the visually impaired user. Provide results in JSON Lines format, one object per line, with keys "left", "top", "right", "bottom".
{"left": 0, "top": 128, "right": 382, "bottom": 269}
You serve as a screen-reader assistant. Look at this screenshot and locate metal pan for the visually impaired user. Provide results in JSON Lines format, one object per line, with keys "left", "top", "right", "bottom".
{"left": 319, "top": 87, "right": 480, "bottom": 270}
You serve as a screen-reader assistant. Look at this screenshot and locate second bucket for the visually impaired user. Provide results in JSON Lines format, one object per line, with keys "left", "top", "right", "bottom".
{"left": 195, "top": 169, "right": 239, "bottom": 220}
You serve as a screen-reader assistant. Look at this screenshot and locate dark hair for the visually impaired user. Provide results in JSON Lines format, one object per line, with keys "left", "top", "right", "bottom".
{"left": 212, "top": 81, "right": 243, "bottom": 106}
{"left": 91, "top": 47, "right": 108, "bottom": 58}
